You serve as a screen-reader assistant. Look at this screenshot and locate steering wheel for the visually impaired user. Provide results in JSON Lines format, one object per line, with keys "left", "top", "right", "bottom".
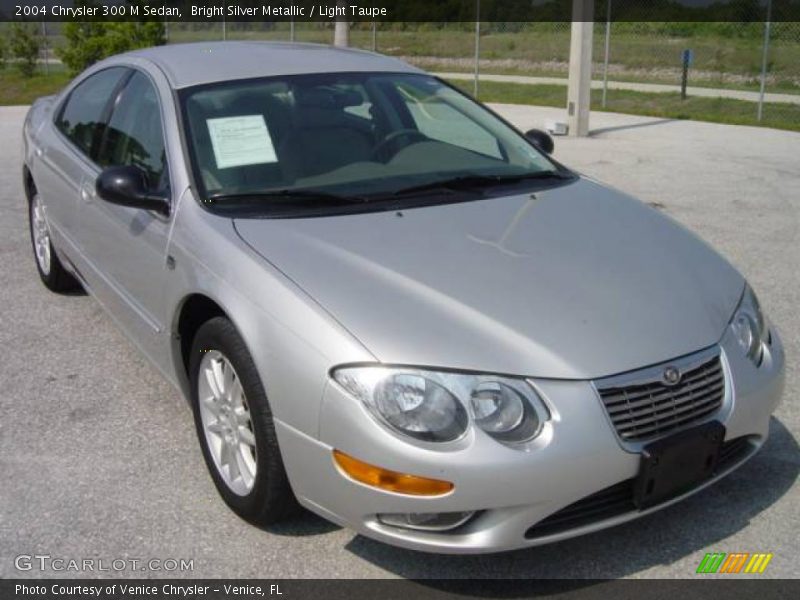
{"left": 371, "top": 129, "right": 429, "bottom": 162}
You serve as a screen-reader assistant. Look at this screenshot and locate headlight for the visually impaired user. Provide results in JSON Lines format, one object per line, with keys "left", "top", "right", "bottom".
{"left": 730, "top": 284, "right": 767, "bottom": 364}
{"left": 332, "top": 366, "right": 546, "bottom": 444}
{"left": 470, "top": 381, "right": 541, "bottom": 442}
{"left": 374, "top": 373, "right": 467, "bottom": 442}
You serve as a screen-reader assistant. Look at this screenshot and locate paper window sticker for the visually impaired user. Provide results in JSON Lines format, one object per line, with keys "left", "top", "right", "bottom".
{"left": 206, "top": 115, "right": 278, "bottom": 169}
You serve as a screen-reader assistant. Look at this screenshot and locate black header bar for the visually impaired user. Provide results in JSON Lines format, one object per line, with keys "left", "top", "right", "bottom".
{"left": 3, "top": 0, "right": 800, "bottom": 23}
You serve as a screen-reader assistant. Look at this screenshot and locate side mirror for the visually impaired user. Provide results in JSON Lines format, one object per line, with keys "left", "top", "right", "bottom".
{"left": 524, "top": 129, "right": 554, "bottom": 155}
{"left": 96, "top": 166, "right": 169, "bottom": 215}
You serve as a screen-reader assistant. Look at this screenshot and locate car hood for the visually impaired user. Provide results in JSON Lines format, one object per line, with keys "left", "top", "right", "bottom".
{"left": 234, "top": 178, "right": 743, "bottom": 379}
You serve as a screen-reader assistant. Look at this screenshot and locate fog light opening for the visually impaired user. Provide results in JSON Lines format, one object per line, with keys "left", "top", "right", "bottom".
{"left": 332, "top": 450, "right": 454, "bottom": 496}
{"left": 378, "top": 511, "right": 476, "bottom": 532}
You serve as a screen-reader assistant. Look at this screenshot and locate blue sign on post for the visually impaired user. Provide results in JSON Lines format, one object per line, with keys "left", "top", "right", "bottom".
{"left": 681, "top": 49, "right": 693, "bottom": 100}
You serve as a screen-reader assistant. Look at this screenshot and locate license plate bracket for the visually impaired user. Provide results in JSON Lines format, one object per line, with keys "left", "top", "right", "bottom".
{"left": 634, "top": 421, "right": 725, "bottom": 509}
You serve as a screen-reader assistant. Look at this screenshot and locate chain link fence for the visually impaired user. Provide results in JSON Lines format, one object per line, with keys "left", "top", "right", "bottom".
{"left": 15, "top": 16, "right": 800, "bottom": 123}
{"left": 597, "top": 21, "right": 800, "bottom": 93}
{"left": 161, "top": 18, "right": 798, "bottom": 117}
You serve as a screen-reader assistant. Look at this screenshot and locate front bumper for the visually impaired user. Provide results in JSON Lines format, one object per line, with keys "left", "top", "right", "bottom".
{"left": 275, "top": 327, "right": 785, "bottom": 554}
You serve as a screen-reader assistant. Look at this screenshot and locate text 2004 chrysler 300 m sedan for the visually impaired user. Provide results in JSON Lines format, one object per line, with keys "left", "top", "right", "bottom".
{"left": 22, "top": 42, "right": 784, "bottom": 553}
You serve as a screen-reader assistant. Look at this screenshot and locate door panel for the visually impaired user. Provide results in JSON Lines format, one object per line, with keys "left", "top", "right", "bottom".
{"left": 72, "top": 70, "right": 173, "bottom": 363}
{"left": 32, "top": 137, "right": 85, "bottom": 252}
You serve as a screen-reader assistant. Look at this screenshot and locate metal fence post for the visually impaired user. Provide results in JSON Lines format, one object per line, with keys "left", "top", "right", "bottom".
{"left": 757, "top": 0, "right": 772, "bottom": 122}
{"left": 40, "top": 20, "right": 49, "bottom": 76}
{"left": 602, "top": 1, "right": 612, "bottom": 108}
{"left": 474, "top": 0, "right": 481, "bottom": 98}
{"left": 222, "top": 4, "right": 227, "bottom": 41}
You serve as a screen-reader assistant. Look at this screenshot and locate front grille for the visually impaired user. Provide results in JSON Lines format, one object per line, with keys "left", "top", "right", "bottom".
{"left": 525, "top": 437, "right": 755, "bottom": 539}
{"left": 595, "top": 350, "right": 725, "bottom": 443}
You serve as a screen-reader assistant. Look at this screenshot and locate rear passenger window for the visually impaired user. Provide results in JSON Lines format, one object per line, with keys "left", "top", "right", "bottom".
{"left": 97, "top": 71, "right": 167, "bottom": 191}
{"left": 56, "top": 68, "right": 128, "bottom": 158}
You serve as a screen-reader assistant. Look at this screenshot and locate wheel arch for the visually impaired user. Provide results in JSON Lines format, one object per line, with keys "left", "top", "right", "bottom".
{"left": 174, "top": 293, "right": 228, "bottom": 382}
{"left": 23, "top": 165, "right": 36, "bottom": 202}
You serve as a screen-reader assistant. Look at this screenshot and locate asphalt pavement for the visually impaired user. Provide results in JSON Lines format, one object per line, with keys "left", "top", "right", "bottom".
{"left": 0, "top": 104, "right": 797, "bottom": 579}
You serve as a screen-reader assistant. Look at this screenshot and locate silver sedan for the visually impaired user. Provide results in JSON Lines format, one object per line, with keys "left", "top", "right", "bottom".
{"left": 22, "top": 42, "right": 784, "bottom": 553}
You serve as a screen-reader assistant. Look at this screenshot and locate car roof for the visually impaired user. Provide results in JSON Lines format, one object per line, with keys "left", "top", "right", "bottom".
{"left": 118, "top": 41, "right": 423, "bottom": 89}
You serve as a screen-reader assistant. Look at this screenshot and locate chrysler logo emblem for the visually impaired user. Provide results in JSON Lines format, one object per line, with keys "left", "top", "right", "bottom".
{"left": 662, "top": 366, "right": 682, "bottom": 386}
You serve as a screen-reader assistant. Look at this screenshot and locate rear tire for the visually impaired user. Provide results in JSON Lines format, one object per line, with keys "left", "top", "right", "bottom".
{"left": 189, "top": 317, "right": 299, "bottom": 525}
{"left": 28, "top": 192, "right": 80, "bottom": 293}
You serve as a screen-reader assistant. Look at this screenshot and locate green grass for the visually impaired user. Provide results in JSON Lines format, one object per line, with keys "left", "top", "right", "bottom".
{"left": 0, "top": 67, "right": 70, "bottom": 105}
{"left": 455, "top": 80, "right": 800, "bottom": 133}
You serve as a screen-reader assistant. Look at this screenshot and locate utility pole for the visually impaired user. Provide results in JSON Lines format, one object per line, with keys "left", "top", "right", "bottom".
{"left": 333, "top": 1, "right": 349, "bottom": 47}
{"left": 566, "top": 0, "right": 594, "bottom": 137}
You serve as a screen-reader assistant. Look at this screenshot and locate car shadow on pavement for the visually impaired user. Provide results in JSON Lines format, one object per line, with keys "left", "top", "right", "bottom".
{"left": 60, "top": 286, "right": 89, "bottom": 297}
{"left": 343, "top": 417, "right": 798, "bottom": 584}
{"left": 262, "top": 513, "right": 342, "bottom": 537}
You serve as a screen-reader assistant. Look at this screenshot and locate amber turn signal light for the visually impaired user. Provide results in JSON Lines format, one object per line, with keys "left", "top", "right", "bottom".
{"left": 333, "top": 450, "right": 454, "bottom": 496}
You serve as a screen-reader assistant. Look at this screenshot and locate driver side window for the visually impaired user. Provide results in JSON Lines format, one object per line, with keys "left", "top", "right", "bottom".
{"left": 97, "top": 71, "right": 168, "bottom": 191}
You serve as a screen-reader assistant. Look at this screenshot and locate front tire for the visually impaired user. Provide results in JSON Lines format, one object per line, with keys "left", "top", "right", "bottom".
{"left": 189, "top": 317, "right": 298, "bottom": 525}
{"left": 28, "top": 192, "right": 80, "bottom": 292}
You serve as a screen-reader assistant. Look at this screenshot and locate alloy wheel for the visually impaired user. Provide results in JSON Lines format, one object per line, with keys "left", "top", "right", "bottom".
{"left": 197, "top": 350, "right": 258, "bottom": 496}
{"left": 31, "top": 195, "right": 51, "bottom": 276}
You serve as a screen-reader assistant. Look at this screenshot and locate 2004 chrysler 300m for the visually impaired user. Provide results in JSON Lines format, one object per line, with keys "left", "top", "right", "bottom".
{"left": 22, "top": 42, "right": 784, "bottom": 553}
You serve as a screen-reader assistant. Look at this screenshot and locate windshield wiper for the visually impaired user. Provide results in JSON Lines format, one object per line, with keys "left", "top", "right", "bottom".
{"left": 386, "top": 171, "right": 572, "bottom": 198}
{"left": 208, "top": 188, "right": 369, "bottom": 206}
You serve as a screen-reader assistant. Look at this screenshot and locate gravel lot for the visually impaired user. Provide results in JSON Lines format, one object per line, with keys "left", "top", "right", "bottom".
{"left": 0, "top": 104, "right": 797, "bottom": 579}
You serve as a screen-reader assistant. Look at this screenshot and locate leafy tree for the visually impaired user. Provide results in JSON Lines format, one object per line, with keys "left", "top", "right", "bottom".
{"left": 104, "top": 20, "right": 167, "bottom": 56}
{"left": 58, "top": 1, "right": 165, "bottom": 76}
{"left": 10, "top": 23, "right": 41, "bottom": 78}
{"left": 58, "top": 18, "right": 109, "bottom": 76}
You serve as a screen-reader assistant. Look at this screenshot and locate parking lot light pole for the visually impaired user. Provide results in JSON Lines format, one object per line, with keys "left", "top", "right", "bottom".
{"left": 567, "top": 0, "right": 594, "bottom": 137}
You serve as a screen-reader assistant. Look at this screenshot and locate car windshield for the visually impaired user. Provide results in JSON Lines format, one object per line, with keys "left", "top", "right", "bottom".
{"left": 180, "top": 72, "right": 569, "bottom": 216}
